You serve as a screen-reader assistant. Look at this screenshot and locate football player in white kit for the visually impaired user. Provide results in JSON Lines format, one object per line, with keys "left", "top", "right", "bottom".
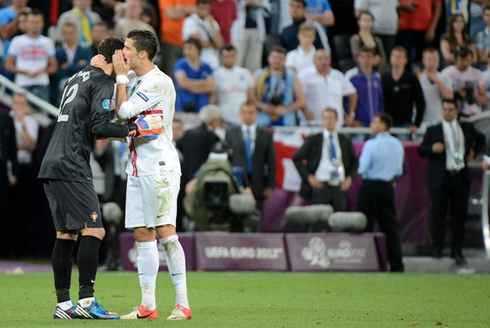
{"left": 112, "top": 29, "right": 191, "bottom": 320}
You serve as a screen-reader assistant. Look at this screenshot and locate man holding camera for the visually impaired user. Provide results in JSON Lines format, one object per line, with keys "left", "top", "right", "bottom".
{"left": 441, "top": 45, "right": 486, "bottom": 120}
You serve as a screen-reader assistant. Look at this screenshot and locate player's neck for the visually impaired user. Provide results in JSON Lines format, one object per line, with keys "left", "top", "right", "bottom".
{"left": 133, "top": 61, "right": 154, "bottom": 77}
{"left": 100, "top": 64, "right": 114, "bottom": 76}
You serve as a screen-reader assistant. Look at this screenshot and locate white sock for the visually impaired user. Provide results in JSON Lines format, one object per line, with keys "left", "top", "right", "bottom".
{"left": 161, "top": 235, "right": 189, "bottom": 308}
{"left": 137, "top": 240, "right": 159, "bottom": 310}
{"left": 58, "top": 300, "right": 73, "bottom": 310}
{"left": 78, "top": 297, "right": 95, "bottom": 308}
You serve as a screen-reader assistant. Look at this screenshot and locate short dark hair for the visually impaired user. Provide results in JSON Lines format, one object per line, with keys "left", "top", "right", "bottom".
{"left": 375, "top": 113, "right": 393, "bottom": 130}
{"left": 219, "top": 44, "right": 236, "bottom": 55}
{"left": 442, "top": 98, "right": 457, "bottom": 107}
{"left": 484, "top": 4, "right": 490, "bottom": 13}
{"left": 240, "top": 100, "right": 258, "bottom": 111}
{"left": 357, "top": 46, "right": 376, "bottom": 56}
{"left": 291, "top": 0, "right": 306, "bottom": 7}
{"left": 92, "top": 21, "right": 110, "bottom": 30}
{"left": 197, "top": 0, "right": 211, "bottom": 4}
{"left": 391, "top": 46, "right": 408, "bottom": 59}
{"left": 269, "top": 45, "right": 287, "bottom": 56}
{"left": 322, "top": 107, "right": 338, "bottom": 118}
{"left": 454, "top": 45, "right": 472, "bottom": 58}
{"left": 127, "top": 29, "right": 159, "bottom": 60}
{"left": 28, "top": 9, "right": 44, "bottom": 19}
{"left": 184, "top": 37, "right": 203, "bottom": 52}
{"left": 98, "top": 36, "right": 125, "bottom": 64}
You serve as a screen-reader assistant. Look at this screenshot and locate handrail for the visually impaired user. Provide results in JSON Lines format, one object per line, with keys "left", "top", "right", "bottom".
{"left": 0, "top": 74, "right": 58, "bottom": 124}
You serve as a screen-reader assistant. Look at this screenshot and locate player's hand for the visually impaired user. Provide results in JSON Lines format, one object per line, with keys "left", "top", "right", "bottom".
{"left": 129, "top": 115, "right": 163, "bottom": 138}
{"left": 113, "top": 50, "right": 130, "bottom": 76}
{"left": 90, "top": 54, "right": 107, "bottom": 67}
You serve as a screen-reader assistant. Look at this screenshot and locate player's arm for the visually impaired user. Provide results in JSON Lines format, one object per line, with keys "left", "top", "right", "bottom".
{"left": 91, "top": 76, "right": 162, "bottom": 138}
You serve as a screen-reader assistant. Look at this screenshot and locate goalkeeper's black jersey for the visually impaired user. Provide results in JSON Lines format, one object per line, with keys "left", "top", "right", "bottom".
{"left": 39, "top": 66, "right": 128, "bottom": 183}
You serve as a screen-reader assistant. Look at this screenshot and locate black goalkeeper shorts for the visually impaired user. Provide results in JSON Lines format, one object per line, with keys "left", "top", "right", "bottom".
{"left": 43, "top": 179, "right": 103, "bottom": 231}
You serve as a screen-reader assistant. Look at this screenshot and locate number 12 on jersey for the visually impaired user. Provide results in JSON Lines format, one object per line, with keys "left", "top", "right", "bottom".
{"left": 57, "top": 84, "right": 79, "bottom": 122}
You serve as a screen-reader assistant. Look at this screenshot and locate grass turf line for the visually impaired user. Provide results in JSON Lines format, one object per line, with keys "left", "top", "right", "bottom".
{"left": 0, "top": 271, "right": 488, "bottom": 327}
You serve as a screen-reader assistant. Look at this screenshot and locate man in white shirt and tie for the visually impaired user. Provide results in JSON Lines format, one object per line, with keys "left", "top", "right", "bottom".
{"left": 293, "top": 108, "right": 358, "bottom": 211}
{"left": 224, "top": 100, "right": 276, "bottom": 217}
{"left": 418, "top": 98, "right": 485, "bottom": 265}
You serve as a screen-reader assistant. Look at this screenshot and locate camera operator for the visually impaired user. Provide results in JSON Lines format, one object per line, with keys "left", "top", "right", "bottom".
{"left": 441, "top": 45, "right": 486, "bottom": 121}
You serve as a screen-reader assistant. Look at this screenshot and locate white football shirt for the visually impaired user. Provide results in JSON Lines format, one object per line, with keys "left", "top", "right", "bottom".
{"left": 118, "top": 66, "right": 181, "bottom": 177}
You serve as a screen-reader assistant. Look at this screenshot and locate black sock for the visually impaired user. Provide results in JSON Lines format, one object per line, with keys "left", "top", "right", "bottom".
{"left": 52, "top": 238, "right": 76, "bottom": 303}
{"left": 77, "top": 235, "right": 101, "bottom": 300}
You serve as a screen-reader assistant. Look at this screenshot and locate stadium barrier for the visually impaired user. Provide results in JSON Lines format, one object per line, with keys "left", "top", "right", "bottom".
{"left": 119, "top": 232, "right": 388, "bottom": 272}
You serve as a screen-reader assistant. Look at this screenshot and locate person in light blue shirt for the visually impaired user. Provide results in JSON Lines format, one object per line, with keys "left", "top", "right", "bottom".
{"left": 357, "top": 113, "right": 405, "bottom": 272}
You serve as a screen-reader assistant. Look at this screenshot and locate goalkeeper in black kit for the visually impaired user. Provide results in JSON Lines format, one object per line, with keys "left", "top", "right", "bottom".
{"left": 38, "top": 36, "right": 163, "bottom": 320}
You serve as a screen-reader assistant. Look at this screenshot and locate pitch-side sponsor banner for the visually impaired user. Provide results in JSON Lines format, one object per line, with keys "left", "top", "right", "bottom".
{"left": 195, "top": 233, "right": 288, "bottom": 271}
{"left": 119, "top": 232, "right": 195, "bottom": 271}
{"left": 285, "top": 233, "right": 382, "bottom": 271}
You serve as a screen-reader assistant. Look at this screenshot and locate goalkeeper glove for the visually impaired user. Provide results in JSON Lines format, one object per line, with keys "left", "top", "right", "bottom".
{"left": 128, "top": 115, "right": 163, "bottom": 139}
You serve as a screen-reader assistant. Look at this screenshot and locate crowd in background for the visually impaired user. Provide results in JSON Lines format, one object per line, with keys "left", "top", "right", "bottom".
{"left": 1, "top": 0, "right": 490, "bottom": 261}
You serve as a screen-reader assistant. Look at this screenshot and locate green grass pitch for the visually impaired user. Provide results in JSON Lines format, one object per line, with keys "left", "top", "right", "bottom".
{"left": 0, "top": 271, "right": 488, "bottom": 327}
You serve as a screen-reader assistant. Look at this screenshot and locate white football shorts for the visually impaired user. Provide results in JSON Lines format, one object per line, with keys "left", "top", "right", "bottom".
{"left": 125, "top": 170, "right": 180, "bottom": 228}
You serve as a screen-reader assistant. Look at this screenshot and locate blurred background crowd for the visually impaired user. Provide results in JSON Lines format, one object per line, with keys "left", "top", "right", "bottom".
{"left": 1, "top": 0, "right": 490, "bottom": 264}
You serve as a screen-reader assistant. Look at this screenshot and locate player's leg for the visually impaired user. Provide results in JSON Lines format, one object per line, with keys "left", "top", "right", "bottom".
{"left": 121, "top": 175, "right": 159, "bottom": 319}
{"left": 156, "top": 170, "right": 191, "bottom": 320}
{"left": 158, "top": 226, "right": 191, "bottom": 320}
{"left": 53, "top": 180, "right": 119, "bottom": 319}
{"left": 44, "top": 180, "right": 78, "bottom": 319}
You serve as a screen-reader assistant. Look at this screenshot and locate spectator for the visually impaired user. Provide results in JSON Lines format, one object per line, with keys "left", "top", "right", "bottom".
{"left": 0, "top": 111, "right": 18, "bottom": 258}
{"left": 174, "top": 37, "right": 215, "bottom": 113}
{"left": 298, "top": 49, "right": 357, "bottom": 127}
{"left": 381, "top": 46, "right": 425, "bottom": 139}
{"left": 0, "top": 0, "right": 30, "bottom": 77}
{"left": 469, "top": 0, "right": 486, "bottom": 40}
{"left": 114, "top": 0, "right": 158, "bottom": 40}
{"left": 10, "top": 92, "right": 40, "bottom": 257}
{"left": 282, "top": 0, "right": 329, "bottom": 52}
{"left": 231, "top": 0, "right": 271, "bottom": 73}
{"left": 357, "top": 113, "right": 405, "bottom": 272}
{"left": 55, "top": 0, "right": 102, "bottom": 46}
{"left": 5, "top": 10, "right": 57, "bottom": 104}
{"left": 53, "top": 23, "right": 92, "bottom": 105}
{"left": 418, "top": 98, "right": 485, "bottom": 265}
{"left": 225, "top": 100, "right": 276, "bottom": 219}
{"left": 158, "top": 0, "right": 197, "bottom": 78}
{"left": 440, "top": 13, "right": 477, "bottom": 67}
{"left": 354, "top": 0, "right": 398, "bottom": 59}
{"left": 345, "top": 47, "right": 384, "bottom": 136}
{"left": 482, "top": 52, "right": 490, "bottom": 110}
{"left": 419, "top": 48, "right": 453, "bottom": 130}
{"left": 177, "top": 104, "right": 221, "bottom": 187}
{"left": 475, "top": 5, "right": 490, "bottom": 67}
{"left": 304, "top": 0, "right": 335, "bottom": 33}
{"left": 285, "top": 22, "right": 317, "bottom": 73}
{"left": 350, "top": 10, "right": 386, "bottom": 69}
{"left": 441, "top": 45, "right": 486, "bottom": 120}
{"left": 212, "top": 44, "right": 254, "bottom": 126}
{"left": 90, "top": 21, "right": 110, "bottom": 55}
{"left": 251, "top": 45, "right": 306, "bottom": 127}
{"left": 210, "top": 0, "right": 236, "bottom": 44}
{"left": 93, "top": 0, "right": 119, "bottom": 28}
{"left": 293, "top": 108, "right": 358, "bottom": 215}
{"left": 397, "top": 0, "right": 442, "bottom": 66}
{"left": 182, "top": 0, "right": 223, "bottom": 69}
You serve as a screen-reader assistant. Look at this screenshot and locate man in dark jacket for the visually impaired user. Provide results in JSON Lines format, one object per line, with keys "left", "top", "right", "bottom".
{"left": 418, "top": 98, "right": 485, "bottom": 265}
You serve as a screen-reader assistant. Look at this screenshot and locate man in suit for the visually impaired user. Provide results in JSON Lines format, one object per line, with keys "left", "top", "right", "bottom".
{"left": 225, "top": 100, "right": 276, "bottom": 216}
{"left": 418, "top": 98, "right": 485, "bottom": 265}
{"left": 293, "top": 107, "right": 358, "bottom": 212}
{"left": 177, "top": 105, "right": 221, "bottom": 188}
{"left": 0, "top": 111, "right": 19, "bottom": 258}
